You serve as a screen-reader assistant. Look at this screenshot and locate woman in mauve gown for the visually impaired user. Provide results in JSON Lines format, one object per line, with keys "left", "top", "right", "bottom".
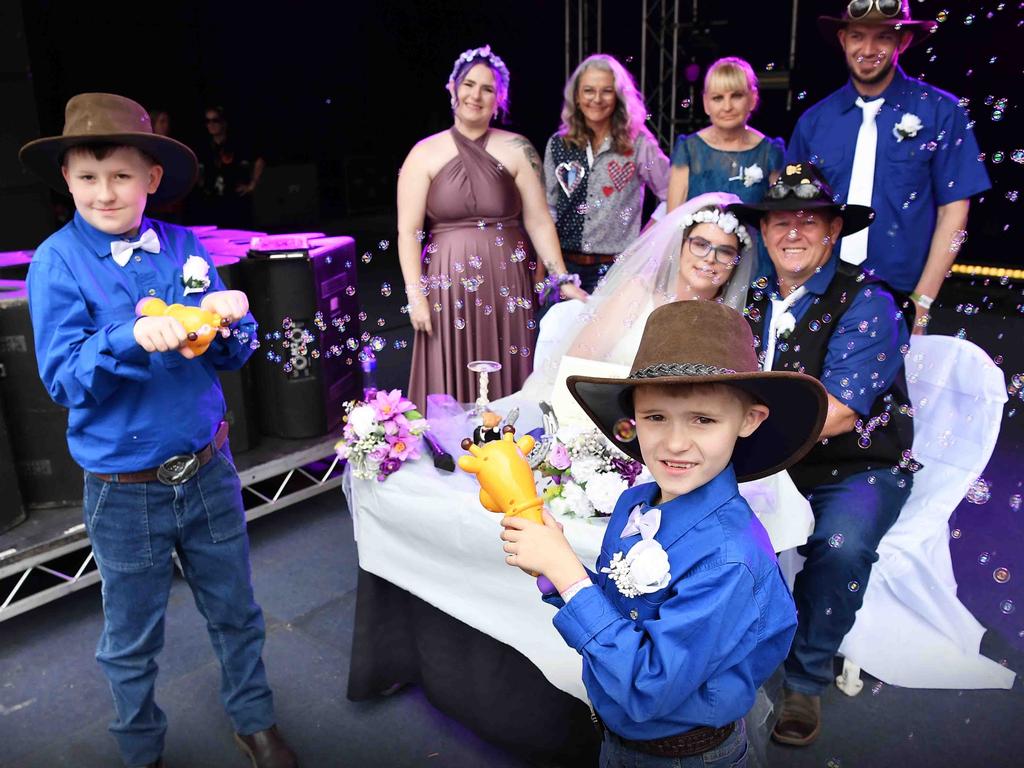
{"left": 398, "top": 45, "right": 588, "bottom": 411}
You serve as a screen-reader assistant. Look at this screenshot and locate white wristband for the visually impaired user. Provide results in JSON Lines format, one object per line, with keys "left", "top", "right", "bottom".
{"left": 560, "top": 578, "right": 594, "bottom": 604}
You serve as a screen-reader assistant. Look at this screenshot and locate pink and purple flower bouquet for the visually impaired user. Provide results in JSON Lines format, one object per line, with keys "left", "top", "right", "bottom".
{"left": 336, "top": 389, "right": 429, "bottom": 481}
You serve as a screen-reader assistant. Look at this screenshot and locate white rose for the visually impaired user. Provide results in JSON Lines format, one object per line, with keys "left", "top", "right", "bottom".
{"left": 893, "top": 113, "right": 923, "bottom": 142}
{"left": 548, "top": 495, "right": 571, "bottom": 518}
{"left": 624, "top": 539, "right": 671, "bottom": 594}
{"left": 347, "top": 405, "right": 378, "bottom": 439}
{"left": 742, "top": 164, "right": 764, "bottom": 188}
{"left": 562, "top": 481, "right": 595, "bottom": 518}
{"left": 584, "top": 471, "right": 627, "bottom": 516}
{"left": 776, "top": 311, "right": 797, "bottom": 339}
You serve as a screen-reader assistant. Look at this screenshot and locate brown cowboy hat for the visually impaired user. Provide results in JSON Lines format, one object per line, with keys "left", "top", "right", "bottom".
{"left": 726, "top": 162, "right": 875, "bottom": 236}
{"left": 567, "top": 301, "right": 827, "bottom": 483}
{"left": 19, "top": 93, "right": 198, "bottom": 205}
{"left": 819, "top": 0, "right": 938, "bottom": 49}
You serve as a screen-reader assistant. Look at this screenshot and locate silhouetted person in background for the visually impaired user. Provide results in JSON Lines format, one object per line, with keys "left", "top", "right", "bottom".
{"left": 195, "top": 105, "right": 264, "bottom": 228}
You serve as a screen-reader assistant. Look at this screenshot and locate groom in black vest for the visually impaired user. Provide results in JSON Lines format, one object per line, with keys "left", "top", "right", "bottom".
{"left": 729, "top": 164, "right": 917, "bottom": 747}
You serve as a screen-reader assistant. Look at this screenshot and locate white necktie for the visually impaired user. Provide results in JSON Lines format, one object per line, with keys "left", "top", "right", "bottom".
{"left": 110, "top": 228, "right": 160, "bottom": 267}
{"left": 841, "top": 97, "right": 885, "bottom": 266}
{"left": 762, "top": 286, "right": 807, "bottom": 372}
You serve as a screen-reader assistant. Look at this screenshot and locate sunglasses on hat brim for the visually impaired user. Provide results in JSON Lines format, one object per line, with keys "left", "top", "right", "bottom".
{"left": 766, "top": 181, "right": 830, "bottom": 201}
{"left": 847, "top": 0, "right": 902, "bottom": 20}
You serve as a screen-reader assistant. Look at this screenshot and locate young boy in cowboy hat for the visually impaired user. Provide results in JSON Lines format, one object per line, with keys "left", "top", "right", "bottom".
{"left": 20, "top": 93, "right": 297, "bottom": 768}
{"left": 788, "top": 1, "right": 989, "bottom": 332}
{"left": 500, "top": 299, "right": 827, "bottom": 764}
{"left": 728, "top": 162, "right": 915, "bottom": 747}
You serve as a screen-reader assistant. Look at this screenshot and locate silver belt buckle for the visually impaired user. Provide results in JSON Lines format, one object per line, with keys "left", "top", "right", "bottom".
{"left": 157, "top": 453, "right": 200, "bottom": 485}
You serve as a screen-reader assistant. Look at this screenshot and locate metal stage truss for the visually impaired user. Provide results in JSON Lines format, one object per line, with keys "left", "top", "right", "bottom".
{"left": 0, "top": 433, "right": 345, "bottom": 623}
{"left": 565, "top": 0, "right": 801, "bottom": 149}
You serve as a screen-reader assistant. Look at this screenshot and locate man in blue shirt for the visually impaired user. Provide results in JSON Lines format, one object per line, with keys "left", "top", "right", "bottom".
{"left": 20, "top": 93, "right": 296, "bottom": 768}
{"left": 788, "top": 1, "right": 990, "bottom": 332}
{"left": 730, "top": 162, "right": 916, "bottom": 747}
{"left": 499, "top": 300, "right": 828, "bottom": 764}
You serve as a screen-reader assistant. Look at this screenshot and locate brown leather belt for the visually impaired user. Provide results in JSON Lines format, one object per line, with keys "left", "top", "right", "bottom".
{"left": 564, "top": 251, "right": 617, "bottom": 266}
{"left": 596, "top": 713, "right": 735, "bottom": 758}
{"left": 92, "top": 421, "right": 229, "bottom": 485}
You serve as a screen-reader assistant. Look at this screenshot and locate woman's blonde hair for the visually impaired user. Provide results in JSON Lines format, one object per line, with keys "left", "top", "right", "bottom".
{"left": 558, "top": 54, "right": 652, "bottom": 154}
{"left": 704, "top": 57, "right": 759, "bottom": 111}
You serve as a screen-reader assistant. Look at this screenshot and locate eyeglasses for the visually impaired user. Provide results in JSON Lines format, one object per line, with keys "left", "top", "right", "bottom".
{"left": 766, "top": 181, "right": 826, "bottom": 201}
{"left": 686, "top": 236, "right": 740, "bottom": 265}
{"left": 847, "top": 0, "right": 902, "bottom": 20}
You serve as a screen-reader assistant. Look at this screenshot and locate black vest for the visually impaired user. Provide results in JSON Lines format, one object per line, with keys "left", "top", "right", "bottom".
{"left": 547, "top": 136, "right": 589, "bottom": 251}
{"left": 746, "top": 263, "right": 916, "bottom": 492}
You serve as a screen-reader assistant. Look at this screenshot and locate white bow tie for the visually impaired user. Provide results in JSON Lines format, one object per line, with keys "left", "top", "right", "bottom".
{"left": 621, "top": 503, "right": 662, "bottom": 540}
{"left": 110, "top": 228, "right": 160, "bottom": 267}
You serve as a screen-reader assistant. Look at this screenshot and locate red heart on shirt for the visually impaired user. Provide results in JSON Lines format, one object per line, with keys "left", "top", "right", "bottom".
{"left": 602, "top": 185, "right": 614, "bottom": 197}
{"left": 607, "top": 160, "right": 636, "bottom": 191}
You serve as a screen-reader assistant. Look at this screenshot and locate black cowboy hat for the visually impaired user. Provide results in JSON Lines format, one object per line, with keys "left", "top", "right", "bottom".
{"left": 819, "top": 0, "right": 939, "bottom": 50}
{"left": 567, "top": 300, "right": 828, "bottom": 483}
{"left": 726, "top": 162, "right": 875, "bottom": 236}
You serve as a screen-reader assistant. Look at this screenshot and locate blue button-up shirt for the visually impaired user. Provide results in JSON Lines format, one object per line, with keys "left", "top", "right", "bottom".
{"left": 549, "top": 466, "right": 796, "bottom": 739}
{"left": 787, "top": 66, "right": 990, "bottom": 293}
{"left": 26, "top": 213, "right": 256, "bottom": 473}
{"left": 758, "top": 258, "right": 908, "bottom": 417}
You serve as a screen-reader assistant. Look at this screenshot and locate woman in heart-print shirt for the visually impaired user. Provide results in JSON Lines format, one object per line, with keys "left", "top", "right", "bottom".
{"left": 542, "top": 54, "right": 670, "bottom": 294}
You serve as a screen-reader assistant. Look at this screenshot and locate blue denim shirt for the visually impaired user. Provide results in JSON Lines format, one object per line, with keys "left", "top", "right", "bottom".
{"left": 550, "top": 466, "right": 796, "bottom": 739}
{"left": 756, "top": 257, "right": 909, "bottom": 417}
{"left": 787, "top": 66, "right": 990, "bottom": 292}
{"left": 26, "top": 213, "right": 256, "bottom": 473}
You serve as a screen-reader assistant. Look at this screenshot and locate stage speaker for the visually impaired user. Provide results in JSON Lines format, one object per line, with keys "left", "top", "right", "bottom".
{"left": 0, "top": 250, "right": 33, "bottom": 280}
{"left": 240, "top": 236, "right": 361, "bottom": 439}
{"left": 0, "top": 386, "right": 27, "bottom": 533}
{"left": 210, "top": 253, "right": 260, "bottom": 454}
{"left": 0, "top": 280, "right": 82, "bottom": 509}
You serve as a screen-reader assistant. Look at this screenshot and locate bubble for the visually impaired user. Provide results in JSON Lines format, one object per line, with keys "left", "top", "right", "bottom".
{"left": 613, "top": 418, "right": 637, "bottom": 442}
{"left": 978, "top": 552, "right": 991, "bottom": 565}
{"left": 951, "top": 528, "right": 962, "bottom": 539}
{"left": 994, "top": 567, "right": 1011, "bottom": 584}
{"left": 828, "top": 533, "right": 845, "bottom": 549}
{"left": 964, "top": 13, "right": 975, "bottom": 24}
{"left": 797, "top": 91, "right": 807, "bottom": 100}
{"left": 848, "top": 580, "right": 860, "bottom": 592}
{"left": 1010, "top": 494, "right": 1022, "bottom": 512}
{"left": 432, "top": 302, "right": 442, "bottom": 313}
{"left": 483, "top": 304, "right": 493, "bottom": 316}
{"left": 361, "top": 251, "right": 373, "bottom": 264}
{"left": 1000, "top": 600, "right": 1016, "bottom": 614}
{"left": 426, "top": 242, "right": 439, "bottom": 254}
{"left": 1007, "top": 190, "right": 1020, "bottom": 203}
{"left": 520, "top": 346, "right": 531, "bottom": 357}
{"left": 494, "top": 236, "right": 505, "bottom": 247}
{"left": 377, "top": 318, "right": 386, "bottom": 327}
{"left": 345, "top": 285, "right": 356, "bottom": 297}
{"left": 747, "top": 307, "right": 762, "bottom": 322}
{"left": 370, "top": 336, "right": 386, "bottom": 352}
{"left": 1013, "top": 150, "right": 1024, "bottom": 164}
{"left": 857, "top": 434, "right": 872, "bottom": 449}
{"left": 454, "top": 318, "right": 466, "bottom": 330}
{"left": 936, "top": 11, "right": 948, "bottom": 24}
{"left": 393, "top": 339, "right": 407, "bottom": 350}
{"left": 871, "top": 682, "right": 883, "bottom": 696}
{"left": 809, "top": 320, "right": 821, "bottom": 332}
{"left": 377, "top": 240, "right": 390, "bottom": 250}
{"left": 966, "top": 477, "right": 991, "bottom": 504}
{"left": 993, "top": 151, "right": 1005, "bottom": 163}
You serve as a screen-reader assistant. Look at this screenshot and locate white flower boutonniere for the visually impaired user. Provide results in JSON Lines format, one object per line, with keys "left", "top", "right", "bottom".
{"left": 776, "top": 310, "right": 797, "bottom": 340}
{"left": 742, "top": 163, "right": 764, "bottom": 188}
{"left": 892, "top": 113, "right": 923, "bottom": 143}
{"left": 602, "top": 539, "right": 671, "bottom": 598}
{"left": 182, "top": 255, "right": 211, "bottom": 296}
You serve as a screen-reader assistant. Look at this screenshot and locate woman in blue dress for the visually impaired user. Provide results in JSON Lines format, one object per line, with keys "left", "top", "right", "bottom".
{"left": 667, "top": 57, "right": 783, "bottom": 276}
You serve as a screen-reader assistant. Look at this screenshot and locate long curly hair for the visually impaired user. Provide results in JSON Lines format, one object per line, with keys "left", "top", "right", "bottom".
{"left": 558, "top": 54, "right": 652, "bottom": 155}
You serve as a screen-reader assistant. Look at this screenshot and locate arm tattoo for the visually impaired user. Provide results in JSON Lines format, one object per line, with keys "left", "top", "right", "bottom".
{"left": 510, "top": 136, "right": 542, "bottom": 177}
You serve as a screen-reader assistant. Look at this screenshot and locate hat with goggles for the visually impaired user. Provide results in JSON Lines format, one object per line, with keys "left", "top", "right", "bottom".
{"left": 819, "top": 1, "right": 939, "bottom": 49}
{"left": 725, "top": 162, "right": 875, "bottom": 236}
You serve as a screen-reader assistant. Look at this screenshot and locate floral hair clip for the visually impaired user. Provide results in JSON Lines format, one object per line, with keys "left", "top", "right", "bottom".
{"left": 447, "top": 45, "right": 511, "bottom": 92}
{"left": 680, "top": 208, "right": 753, "bottom": 252}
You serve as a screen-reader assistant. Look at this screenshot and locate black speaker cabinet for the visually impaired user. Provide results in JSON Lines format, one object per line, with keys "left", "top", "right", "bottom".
{"left": 0, "top": 385, "right": 26, "bottom": 533}
{"left": 0, "top": 250, "right": 32, "bottom": 280}
{"left": 240, "top": 236, "right": 361, "bottom": 439}
{"left": 0, "top": 280, "right": 82, "bottom": 509}
{"left": 211, "top": 253, "right": 260, "bottom": 453}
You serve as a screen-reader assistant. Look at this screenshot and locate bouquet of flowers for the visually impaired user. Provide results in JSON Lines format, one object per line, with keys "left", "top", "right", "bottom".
{"left": 336, "top": 389, "right": 429, "bottom": 481}
{"left": 535, "top": 426, "right": 648, "bottom": 518}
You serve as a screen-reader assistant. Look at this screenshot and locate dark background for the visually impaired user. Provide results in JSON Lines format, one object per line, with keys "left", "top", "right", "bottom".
{"left": 5, "top": 0, "right": 1021, "bottom": 265}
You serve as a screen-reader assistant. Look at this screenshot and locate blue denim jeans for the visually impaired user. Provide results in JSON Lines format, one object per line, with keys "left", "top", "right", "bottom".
{"left": 83, "top": 444, "right": 275, "bottom": 766}
{"left": 600, "top": 719, "right": 747, "bottom": 768}
{"left": 784, "top": 469, "right": 913, "bottom": 695}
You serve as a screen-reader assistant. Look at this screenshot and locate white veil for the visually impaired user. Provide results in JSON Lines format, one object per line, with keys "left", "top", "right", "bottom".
{"left": 522, "top": 191, "right": 754, "bottom": 401}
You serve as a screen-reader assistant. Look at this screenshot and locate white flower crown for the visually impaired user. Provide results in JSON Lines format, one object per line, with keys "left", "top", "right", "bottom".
{"left": 680, "top": 208, "right": 752, "bottom": 252}
{"left": 447, "top": 45, "right": 510, "bottom": 91}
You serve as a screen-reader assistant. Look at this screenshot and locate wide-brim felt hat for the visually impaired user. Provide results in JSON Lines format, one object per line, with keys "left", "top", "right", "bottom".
{"left": 818, "top": 1, "right": 938, "bottom": 49}
{"left": 726, "top": 162, "right": 875, "bottom": 237}
{"left": 20, "top": 93, "right": 198, "bottom": 205}
{"left": 567, "top": 301, "right": 828, "bottom": 483}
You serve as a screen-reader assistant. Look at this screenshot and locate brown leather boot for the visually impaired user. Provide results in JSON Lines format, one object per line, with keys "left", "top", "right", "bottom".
{"left": 771, "top": 689, "right": 821, "bottom": 746}
{"left": 233, "top": 725, "right": 298, "bottom": 768}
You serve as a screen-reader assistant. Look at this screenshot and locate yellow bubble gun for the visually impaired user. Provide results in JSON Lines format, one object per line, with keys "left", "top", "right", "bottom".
{"left": 135, "top": 297, "right": 227, "bottom": 356}
{"left": 458, "top": 427, "right": 543, "bottom": 524}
